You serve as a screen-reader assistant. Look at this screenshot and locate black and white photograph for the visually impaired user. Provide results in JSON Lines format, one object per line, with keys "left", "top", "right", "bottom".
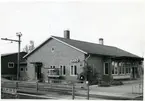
{"left": 0, "top": 0, "right": 144, "bottom": 100}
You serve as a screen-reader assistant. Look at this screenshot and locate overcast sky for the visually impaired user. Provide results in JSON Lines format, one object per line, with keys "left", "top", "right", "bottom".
{"left": 0, "top": 0, "right": 145, "bottom": 59}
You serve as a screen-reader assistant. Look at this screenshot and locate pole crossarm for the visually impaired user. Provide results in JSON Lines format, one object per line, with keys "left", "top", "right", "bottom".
{"left": 1, "top": 38, "right": 21, "bottom": 42}
{"left": 1, "top": 32, "right": 22, "bottom": 80}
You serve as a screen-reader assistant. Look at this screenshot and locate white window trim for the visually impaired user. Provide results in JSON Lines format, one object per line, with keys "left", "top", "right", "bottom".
{"left": 126, "top": 67, "right": 131, "bottom": 74}
{"left": 112, "top": 66, "right": 117, "bottom": 75}
{"left": 70, "top": 65, "right": 77, "bottom": 76}
{"left": 104, "top": 62, "right": 109, "bottom": 75}
{"left": 60, "top": 65, "right": 66, "bottom": 76}
{"left": 121, "top": 66, "right": 125, "bottom": 75}
{"left": 51, "top": 47, "right": 55, "bottom": 52}
{"left": 112, "top": 66, "right": 118, "bottom": 75}
{"left": 111, "top": 61, "right": 118, "bottom": 75}
{"left": 8, "top": 62, "right": 14, "bottom": 68}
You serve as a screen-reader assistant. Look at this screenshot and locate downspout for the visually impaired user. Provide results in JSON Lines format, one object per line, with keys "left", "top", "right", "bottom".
{"left": 84, "top": 54, "right": 91, "bottom": 82}
{"left": 84, "top": 54, "right": 91, "bottom": 68}
{"left": 85, "top": 54, "right": 91, "bottom": 62}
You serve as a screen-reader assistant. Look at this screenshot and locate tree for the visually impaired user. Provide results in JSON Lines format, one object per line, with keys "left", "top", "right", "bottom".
{"left": 23, "top": 45, "right": 29, "bottom": 53}
{"left": 28, "top": 40, "right": 35, "bottom": 52}
{"left": 23, "top": 40, "right": 35, "bottom": 53}
{"left": 77, "top": 61, "right": 101, "bottom": 85}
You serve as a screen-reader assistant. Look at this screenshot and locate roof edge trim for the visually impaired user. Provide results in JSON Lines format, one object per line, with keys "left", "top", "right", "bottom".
{"left": 23, "top": 36, "right": 87, "bottom": 58}
{"left": 52, "top": 36, "right": 88, "bottom": 54}
{"left": 23, "top": 37, "right": 52, "bottom": 58}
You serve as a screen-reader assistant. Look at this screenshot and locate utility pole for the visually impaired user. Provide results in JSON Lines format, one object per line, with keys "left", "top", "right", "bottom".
{"left": 1, "top": 32, "right": 22, "bottom": 80}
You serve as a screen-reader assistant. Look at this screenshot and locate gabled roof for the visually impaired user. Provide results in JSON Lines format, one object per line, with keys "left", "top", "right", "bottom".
{"left": 52, "top": 36, "right": 142, "bottom": 58}
{"left": 23, "top": 36, "right": 143, "bottom": 60}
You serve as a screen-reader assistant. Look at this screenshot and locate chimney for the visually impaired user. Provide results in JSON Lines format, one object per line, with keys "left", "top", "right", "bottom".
{"left": 99, "top": 38, "right": 104, "bottom": 45}
{"left": 64, "top": 30, "right": 70, "bottom": 39}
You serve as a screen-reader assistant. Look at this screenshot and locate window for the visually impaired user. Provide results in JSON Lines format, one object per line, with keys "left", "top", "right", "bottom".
{"left": 119, "top": 66, "right": 125, "bottom": 74}
{"left": 21, "top": 67, "right": 24, "bottom": 71}
{"left": 112, "top": 61, "right": 118, "bottom": 75}
{"left": 51, "top": 47, "right": 55, "bottom": 52}
{"left": 71, "top": 66, "right": 73, "bottom": 75}
{"left": 126, "top": 67, "right": 128, "bottom": 73}
{"left": 63, "top": 66, "right": 66, "bottom": 75}
{"left": 60, "top": 66, "right": 62, "bottom": 74}
{"left": 114, "top": 67, "right": 118, "bottom": 74}
{"left": 119, "top": 67, "right": 121, "bottom": 74}
{"left": 128, "top": 67, "right": 131, "bottom": 73}
{"left": 111, "top": 61, "right": 114, "bottom": 74}
{"left": 74, "top": 66, "right": 77, "bottom": 75}
{"left": 122, "top": 67, "right": 124, "bottom": 74}
{"left": 104, "top": 63, "right": 109, "bottom": 75}
{"left": 8, "top": 62, "right": 14, "bottom": 68}
{"left": 112, "top": 67, "right": 114, "bottom": 74}
{"left": 119, "top": 62, "right": 122, "bottom": 66}
{"left": 60, "top": 66, "right": 66, "bottom": 75}
{"left": 126, "top": 67, "right": 131, "bottom": 74}
{"left": 70, "top": 65, "right": 77, "bottom": 76}
{"left": 114, "top": 62, "right": 118, "bottom": 67}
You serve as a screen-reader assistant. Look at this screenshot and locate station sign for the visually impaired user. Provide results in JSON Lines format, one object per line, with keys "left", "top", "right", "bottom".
{"left": 1, "top": 88, "right": 17, "bottom": 94}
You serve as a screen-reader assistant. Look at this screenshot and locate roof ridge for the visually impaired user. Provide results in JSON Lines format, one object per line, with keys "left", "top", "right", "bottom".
{"left": 52, "top": 36, "right": 116, "bottom": 49}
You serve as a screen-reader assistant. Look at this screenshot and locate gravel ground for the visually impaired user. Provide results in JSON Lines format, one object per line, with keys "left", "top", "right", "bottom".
{"left": 1, "top": 93, "right": 50, "bottom": 99}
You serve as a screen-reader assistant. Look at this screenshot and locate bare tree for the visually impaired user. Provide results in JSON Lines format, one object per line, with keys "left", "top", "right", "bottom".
{"left": 23, "top": 45, "right": 29, "bottom": 53}
{"left": 23, "top": 40, "right": 35, "bottom": 53}
{"left": 28, "top": 40, "right": 35, "bottom": 52}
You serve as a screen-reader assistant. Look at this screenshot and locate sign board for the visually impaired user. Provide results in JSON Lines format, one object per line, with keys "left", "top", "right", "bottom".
{"left": 1, "top": 88, "right": 17, "bottom": 94}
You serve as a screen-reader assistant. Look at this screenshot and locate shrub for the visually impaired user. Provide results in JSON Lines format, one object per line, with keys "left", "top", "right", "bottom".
{"left": 111, "top": 80, "right": 123, "bottom": 85}
{"left": 98, "top": 81, "right": 111, "bottom": 87}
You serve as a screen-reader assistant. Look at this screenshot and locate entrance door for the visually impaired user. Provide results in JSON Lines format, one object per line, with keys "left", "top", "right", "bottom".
{"left": 132, "top": 67, "right": 137, "bottom": 79}
{"left": 35, "top": 65, "right": 41, "bottom": 80}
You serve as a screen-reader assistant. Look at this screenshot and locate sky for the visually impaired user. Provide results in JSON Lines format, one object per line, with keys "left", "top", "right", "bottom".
{"left": 0, "top": 0, "right": 145, "bottom": 60}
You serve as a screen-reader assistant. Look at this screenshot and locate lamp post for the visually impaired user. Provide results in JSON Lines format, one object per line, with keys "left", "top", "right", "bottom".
{"left": 1, "top": 32, "right": 22, "bottom": 80}
{"left": 16, "top": 32, "right": 22, "bottom": 80}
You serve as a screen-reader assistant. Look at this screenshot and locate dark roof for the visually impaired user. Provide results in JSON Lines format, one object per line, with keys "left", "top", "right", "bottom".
{"left": 1, "top": 52, "right": 27, "bottom": 57}
{"left": 24, "top": 36, "right": 143, "bottom": 60}
{"left": 52, "top": 36, "right": 142, "bottom": 59}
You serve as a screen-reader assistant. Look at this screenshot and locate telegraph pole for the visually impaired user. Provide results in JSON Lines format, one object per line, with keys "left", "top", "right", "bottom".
{"left": 1, "top": 32, "right": 22, "bottom": 80}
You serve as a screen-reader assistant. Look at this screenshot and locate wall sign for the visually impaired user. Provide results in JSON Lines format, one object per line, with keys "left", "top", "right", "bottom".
{"left": 2, "top": 88, "right": 17, "bottom": 94}
{"left": 71, "top": 59, "right": 80, "bottom": 63}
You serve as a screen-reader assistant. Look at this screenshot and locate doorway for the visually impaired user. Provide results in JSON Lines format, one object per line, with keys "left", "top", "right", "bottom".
{"left": 132, "top": 67, "right": 138, "bottom": 79}
{"left": 34, "top": 62, "right": 42, "bottom": 80}
{"left": 35, "top": 66, "right": 41, "bottom": 79}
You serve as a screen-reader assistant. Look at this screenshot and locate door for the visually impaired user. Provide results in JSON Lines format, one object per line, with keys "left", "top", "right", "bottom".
{"left": 35, "top": 65, "right": 41, "bottom": 80}
{"left": 132, "top": 67, "right": 137, "bottom": 79}
{"left": 37, "top": 66, "right": 41, "bottom": 79}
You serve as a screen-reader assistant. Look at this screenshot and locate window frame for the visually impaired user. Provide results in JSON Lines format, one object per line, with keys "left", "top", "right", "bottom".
{"left": 8, "top": 62, "right": 14, "bottom": 68}
{"left": 70, "top": 65, "right": 77, "bottom": 76}
{"left": 111, "top": 61, "right": 118, "bottom": 75}
{"left": 104, "top": 62, "right": 109, "bottom": 75}
{"left": 51, "top": 47, "right": 55, "bottom": 52}
{"left": 60, "top": 65, "right": 66, "bottom": 76}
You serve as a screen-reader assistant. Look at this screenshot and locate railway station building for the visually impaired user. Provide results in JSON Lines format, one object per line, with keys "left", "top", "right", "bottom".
{"left": 23, "top": 30, "right": 144, "bottom": 83}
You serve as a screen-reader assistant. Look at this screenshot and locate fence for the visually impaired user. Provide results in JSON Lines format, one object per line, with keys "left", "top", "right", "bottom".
{"left": 132, "top": 83, "right": 143, "bottom": 94}
{"left": 1, "top": 80, "right": 90, "bottom": 99}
